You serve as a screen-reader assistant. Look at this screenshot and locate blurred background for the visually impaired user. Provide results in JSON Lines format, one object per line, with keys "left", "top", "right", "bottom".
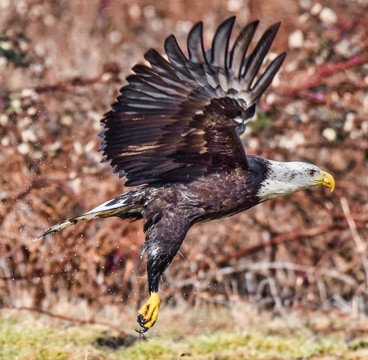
{"left": 0, "top": 0, "right": 368, "bottom": 332}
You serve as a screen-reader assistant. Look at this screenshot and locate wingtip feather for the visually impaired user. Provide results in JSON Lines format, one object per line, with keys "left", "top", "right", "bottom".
{"left": 241, "top": 21, "right": 283, "bottom": 89}
{"left": 230, "top": 19, "right": 260, "bottom": 78}
{"left": 211, "top": 16, "right": 236, "bottom": 69}
{"left": 187, "top": 21, "right": 206, "bottom": 64}
{"left": 250, "top": 51, "right": 286, "bottom": 102}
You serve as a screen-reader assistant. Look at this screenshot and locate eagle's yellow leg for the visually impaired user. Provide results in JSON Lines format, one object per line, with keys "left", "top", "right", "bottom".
{"left": 137, "top": 292, "right": 160, "bottom": 332}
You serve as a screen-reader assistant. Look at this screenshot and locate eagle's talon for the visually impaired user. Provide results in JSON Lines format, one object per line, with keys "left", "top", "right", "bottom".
{"left": 137, "top": 292, "right": 160, "bottom": 331}
{"left": 137, "top": 312, "right": 148, "bottom": 326}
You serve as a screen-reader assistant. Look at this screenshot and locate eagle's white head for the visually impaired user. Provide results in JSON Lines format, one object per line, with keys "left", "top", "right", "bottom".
{"left": 257, "top": 160, "right": 335, "bottom": 202}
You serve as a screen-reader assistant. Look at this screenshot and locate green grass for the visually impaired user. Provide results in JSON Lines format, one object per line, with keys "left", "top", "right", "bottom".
{"left": 2, "top": 306, "right": 368, "bottom": 360}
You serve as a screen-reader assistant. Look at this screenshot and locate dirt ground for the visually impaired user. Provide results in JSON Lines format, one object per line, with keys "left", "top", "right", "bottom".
{"left": 0, "top": 0, "right": 368, "bottom": 331}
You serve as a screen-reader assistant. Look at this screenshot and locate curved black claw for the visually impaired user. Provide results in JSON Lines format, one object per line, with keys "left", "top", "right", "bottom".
{"left": 136, "top": 313, "right": 149, "bottom": 332}
{"left": 137, "top": 312, "right": 148, "bottom": 326}
{"left": 135, "top": 326, "right": 149, "bottom": 334}
{"left": 135, "top": 313, "right": 156, "bottom": 333}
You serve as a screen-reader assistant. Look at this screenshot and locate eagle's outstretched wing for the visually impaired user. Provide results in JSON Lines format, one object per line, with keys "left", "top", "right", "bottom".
{"left": 100, "top": 17, "right": 286, "bottom": 186}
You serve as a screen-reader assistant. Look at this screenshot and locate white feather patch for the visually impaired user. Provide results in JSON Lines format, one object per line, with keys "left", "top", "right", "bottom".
{"left": 257, "top": 160, "right": 321, "bottom": 202}
{"left": 84, "top": 196, "right": 128, "bottom": 216}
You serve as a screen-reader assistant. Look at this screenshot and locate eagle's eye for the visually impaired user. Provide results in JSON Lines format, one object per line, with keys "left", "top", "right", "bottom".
{"left": 307, "top": 170, "right": 316, "bottom": 177}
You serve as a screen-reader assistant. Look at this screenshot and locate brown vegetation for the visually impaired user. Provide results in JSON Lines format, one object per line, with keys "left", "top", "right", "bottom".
{"left": 0, "top": 0, "right": 368, "bottom": 328}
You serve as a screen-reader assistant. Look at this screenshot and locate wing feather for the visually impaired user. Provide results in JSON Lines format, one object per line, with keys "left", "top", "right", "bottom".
{"left": 230, "top": 20, "right": 259, "bottom": 77}
{"left": 187, "top": 22, "right": 207, "bottom": 64}
{"left": 100, "top": 18, "right": 286, "bottom": 186}
{"left": 242, "top": 22, "right": 281, "bottom": 89}
{"left": 210, "top": 16, "right": 235, "bottom": 69}
{"left": 251, "top": 52, "right": 286, "bottom": 102}
{"left": 164, "top": 36, "right": 197, "bottom": 86}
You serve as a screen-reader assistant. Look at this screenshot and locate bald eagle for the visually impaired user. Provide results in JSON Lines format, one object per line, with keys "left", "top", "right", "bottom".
{"left": 35, "top": 17, "right": 335, "bottom": 332}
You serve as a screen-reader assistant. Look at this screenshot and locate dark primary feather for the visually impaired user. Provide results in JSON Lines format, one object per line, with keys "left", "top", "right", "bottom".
{"left": 241, "top": 22, "right": 281, "bottom": 89}
{"left": 210, "top": 16, "right": 235, "bottom": 68}
{"left": 230, "top": 20, "right": 260, "bottom": 77}
{"left": 100, "top": 17, "right": 286, "bottom": 186}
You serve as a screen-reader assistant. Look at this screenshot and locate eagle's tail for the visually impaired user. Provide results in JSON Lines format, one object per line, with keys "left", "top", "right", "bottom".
{"left": 33, "top": 189, "right": 143, "bottom": 241}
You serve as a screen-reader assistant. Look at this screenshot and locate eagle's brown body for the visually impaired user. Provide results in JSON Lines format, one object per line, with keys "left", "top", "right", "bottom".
{"left": 36, "top": 17, "right": 335, "bottom": 332}
{"left": 129, "top": 155, "right": 268, "bottom": 224}
{"left": 107, "top": 155, "right": 268, "bottom": 293}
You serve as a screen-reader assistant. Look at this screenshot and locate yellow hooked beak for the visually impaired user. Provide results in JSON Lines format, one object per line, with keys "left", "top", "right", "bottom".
{"left": 311, "top": 171, "right": 335, "bottom": 192}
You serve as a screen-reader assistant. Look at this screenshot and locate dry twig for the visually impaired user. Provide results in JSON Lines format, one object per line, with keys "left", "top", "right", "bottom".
{"left": 340, "top": 197, "right": 368, "bottom": 288}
